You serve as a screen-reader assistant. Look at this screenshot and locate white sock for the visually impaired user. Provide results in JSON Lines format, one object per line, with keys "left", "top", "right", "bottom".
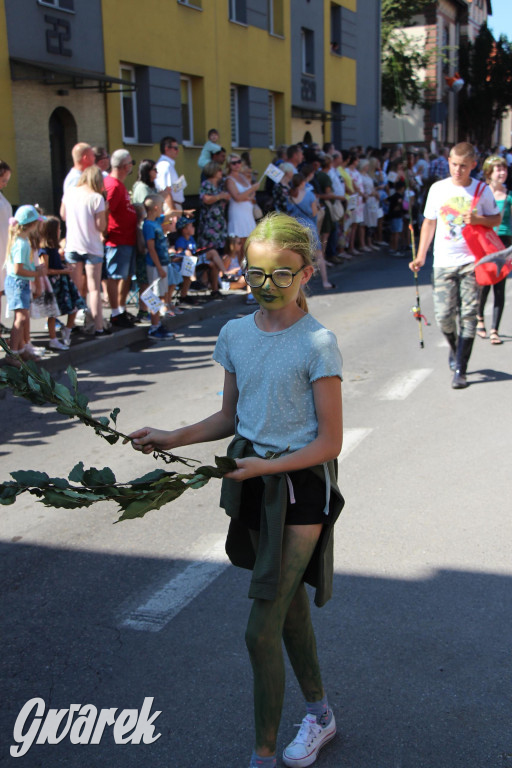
{"left": 111, "top": 308, "right": 121, "bottom": 317}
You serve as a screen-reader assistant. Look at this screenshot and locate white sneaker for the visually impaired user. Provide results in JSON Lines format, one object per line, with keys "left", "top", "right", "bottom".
{"left": 24, "top": 342, "right": 45, "bottom": 357}
{"left": 61, "top": 327, "right": 72, "bottom": 346}
{"left": 49, "top": 338, "right": 68, "bottom": 351}
{"left": 282, "top": 713, "right": 336, "bottom": 767}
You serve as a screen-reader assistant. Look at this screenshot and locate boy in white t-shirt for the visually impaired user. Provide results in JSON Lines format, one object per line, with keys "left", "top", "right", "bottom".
{"left": 410, "top": 142, "right": 500, "bottom": 389}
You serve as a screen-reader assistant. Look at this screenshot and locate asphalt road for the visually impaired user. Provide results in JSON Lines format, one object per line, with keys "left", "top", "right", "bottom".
{"left": 1, "top": 254, "right": 511, "bottom": 768}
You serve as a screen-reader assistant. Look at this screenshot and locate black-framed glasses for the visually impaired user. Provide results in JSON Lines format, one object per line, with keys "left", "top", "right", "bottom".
{"left": 244, "top": 265, "right": 306, "bottom": 289}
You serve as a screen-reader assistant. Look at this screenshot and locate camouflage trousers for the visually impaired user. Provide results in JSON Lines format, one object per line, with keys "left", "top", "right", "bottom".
{"left": 432, "top": 263, "right": 478, "bottom": 338}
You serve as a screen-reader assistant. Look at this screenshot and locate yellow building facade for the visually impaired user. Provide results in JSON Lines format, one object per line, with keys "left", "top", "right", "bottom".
{"left": 0, "top": 0, "right": 379, "bottom": 213}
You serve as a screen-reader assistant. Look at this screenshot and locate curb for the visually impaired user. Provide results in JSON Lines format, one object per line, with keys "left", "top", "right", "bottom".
{"left": 0, "top": 252, "right": 360, "bottom": 382}
{"left": 0, "top": 293, "right": 248, "bottom": 379}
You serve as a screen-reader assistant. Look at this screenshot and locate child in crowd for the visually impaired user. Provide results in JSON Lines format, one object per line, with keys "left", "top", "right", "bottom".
{"left": 177, "top": 215, "right": 228, "bottom": 300}
{"left": 129, "top": 213, "right": 344, "bottom": 768}
{"left": 39, "top": 215, "right": 83, "bottom": 350}
{"left": 4, "top": 205, "right": 47, "bottom": 365}
{"left": 197, "top": 128, "right": 221, "bottom": 169}
{"left": 221, "top": 235, "right": 246, "bottom": 289}
{"left": 387, "top": 179, "right": 406, "bottom": 255}
{"left": 174, "top": 215, "right": 199, "bottom": 305}
{"left": 142, "top": 194, "right": 176, "bottom": 339}
{"left": 23, "top": 221, "right": 50, "bottom": 357}
{"left": 476, "top": 155, "right": 512, "bottom": 345}
{"left": 133, "top": 202, "right": 151, "bottom": 322}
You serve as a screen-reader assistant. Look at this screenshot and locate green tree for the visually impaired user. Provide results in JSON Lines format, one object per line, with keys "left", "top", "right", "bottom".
{"left": 381, "top": 0, "right": 432, "bottom": 115}
{"left": 458, "top": 23, "right": 512, "bottom": 148}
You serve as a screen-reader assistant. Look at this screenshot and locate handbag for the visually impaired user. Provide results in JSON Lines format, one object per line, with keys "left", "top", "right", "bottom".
{"left": 324, "top": 199, "right": 344, "bottom": 222}
{"left": 253, "top": 203, "right": 263, "bottom": 220}
{"left": 30, "top": 276, "right": 60, "bottom": 319}
{"left": 462, "top": 182, "right": 511, "bottom": 285}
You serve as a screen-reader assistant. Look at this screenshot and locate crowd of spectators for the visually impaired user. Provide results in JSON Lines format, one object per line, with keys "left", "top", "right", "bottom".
{"left": 2, "top": 133, "right": 512, "bottom": 362}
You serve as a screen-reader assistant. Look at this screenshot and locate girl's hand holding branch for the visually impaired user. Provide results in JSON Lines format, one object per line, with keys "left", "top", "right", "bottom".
{"left": 127, "top": 427, "right": 175, "bottom": 454}
{"left": 224, "top": 456, "right": 269, "bottom": 482}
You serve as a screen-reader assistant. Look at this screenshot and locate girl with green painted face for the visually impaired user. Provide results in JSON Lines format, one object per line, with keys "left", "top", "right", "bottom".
{"left": 129, "top": 212, "right": 344, "bottom": 768}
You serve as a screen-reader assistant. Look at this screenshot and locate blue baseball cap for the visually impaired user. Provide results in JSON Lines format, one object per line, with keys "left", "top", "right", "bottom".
{"left": 176, "top": 215, "right": 194, "bottom": 231}
{"left": 14, "top": 205, "right": 46, "bottom": 226}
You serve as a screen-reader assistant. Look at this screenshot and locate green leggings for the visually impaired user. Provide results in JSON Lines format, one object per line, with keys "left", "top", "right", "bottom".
{"left": 246, "top": 524, "right": 325, "bottom": 757}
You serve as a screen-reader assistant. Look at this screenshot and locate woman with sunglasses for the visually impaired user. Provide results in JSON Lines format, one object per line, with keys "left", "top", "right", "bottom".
{"left": 129, "top": 212, "right": 344, "bottom": 768}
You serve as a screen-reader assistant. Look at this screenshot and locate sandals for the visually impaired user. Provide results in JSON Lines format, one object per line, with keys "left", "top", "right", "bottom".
{"left": 476, "top": 317, "right": 486, "bottom": 338}
{"left": 489, "top": 330, "right": 503, "bottom": 345}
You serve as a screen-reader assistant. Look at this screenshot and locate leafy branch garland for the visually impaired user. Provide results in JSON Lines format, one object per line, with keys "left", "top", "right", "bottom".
{"left": 0, "top": 338, "right": 236, "bottom": 521}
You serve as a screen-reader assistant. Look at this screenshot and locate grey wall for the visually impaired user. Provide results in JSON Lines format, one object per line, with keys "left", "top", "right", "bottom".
{"left": 341, "top": 5, "right": 357, "bottom": 59}
{"left": 290, "top": 0, "right": 324, "bottom": 110}
{"left": 330, "top": 0, "right": 381, "bottom": 149}
{"left": 136, "top": 67, "right": 183, "bottom": 145}
{"left": 332, "top": 102, "right": 357, "bottom": 148}
{"left": 247, "top": 86, "right": 270, "bottom": 147}
{"left": 237, "top": 85, "right": 270, "bottom": 148}
{"left": 354, "top": 0, "right": 381, "bottom": 148}
{"left": 246, "top": 0, "right": 268, "bottom": 30}
{"left": 5, "top": 0, "right": 105, "bottom": 74}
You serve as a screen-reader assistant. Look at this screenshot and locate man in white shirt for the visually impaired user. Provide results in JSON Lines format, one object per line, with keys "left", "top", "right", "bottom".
{"left": 155, "top": 136, "right": 184, "bottom": 212}
{"left": 62, "top": 143, "right": 95, "bottom": 192}
{"left": 410, "top": 142, "right": 500, "bottom": 389}
{"left": 328, "top": 152, "right": 346, "bottom": 198}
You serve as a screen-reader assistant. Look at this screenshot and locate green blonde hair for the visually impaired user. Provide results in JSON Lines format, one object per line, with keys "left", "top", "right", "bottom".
{"left": 244, "top": 212, "right": 316, "bottom": 312}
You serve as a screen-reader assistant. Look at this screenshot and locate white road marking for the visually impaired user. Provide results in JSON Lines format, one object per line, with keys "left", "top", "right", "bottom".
{"left": 378, "top": 369, "right": 432, "bottom": 400}
{"left": 339, "top": 428, "right": 373, "bottom": 462}
{"left": 120, "top": 537, "right": 229, "bottom": 632}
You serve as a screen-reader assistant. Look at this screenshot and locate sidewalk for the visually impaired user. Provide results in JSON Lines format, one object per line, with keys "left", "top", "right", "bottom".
{"left": 0, "top": 251, "right": 365, "bottom": 376}
{"left": 1, "top": 289, "right": 249, "bottom": 376}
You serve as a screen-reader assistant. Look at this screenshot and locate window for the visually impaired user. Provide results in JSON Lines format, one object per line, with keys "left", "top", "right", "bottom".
{"left": 180, "top": 76, "right": 194, "bottom": 145}
{"left": 330, "top": 3, "right": 342, "bottom": 55}
{"left": 268, "top": 0, "right": 284, "bottom": 36}
{"left": 301, "top": 28, "right": 315, "bottom": 75}
{"left": 268, "top": 93, "right": 275, "bottom": 148}
{"left": 120, "top": 65, "right": 138, "bottom": 143}
{"left": 38, "top": 0, "right": 74, "bottom": 11}
{"left": 229, "top": 0, "right": 247, "bottom": 24}
{"left": 230, "top": 85, "right": 239, "bottom": 147}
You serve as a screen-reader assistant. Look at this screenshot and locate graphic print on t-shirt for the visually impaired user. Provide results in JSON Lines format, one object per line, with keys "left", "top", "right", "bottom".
{"left": 439, "top": 195, "right": 472, "bottom": 241}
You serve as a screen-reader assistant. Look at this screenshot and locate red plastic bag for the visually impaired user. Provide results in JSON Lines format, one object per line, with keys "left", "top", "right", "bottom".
{"left": 462, "top": 182, "right": 511, "bottom": 285}
{"left": 474, "top": 245, "right": 512, "bottom": 286}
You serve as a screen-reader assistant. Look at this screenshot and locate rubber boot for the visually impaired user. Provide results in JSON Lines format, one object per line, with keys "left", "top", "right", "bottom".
{"left": 451, "top": 336, "right": 474, "bottom": 389}
{"left": 444, "top": 332, "right": 457, "bottom": 371}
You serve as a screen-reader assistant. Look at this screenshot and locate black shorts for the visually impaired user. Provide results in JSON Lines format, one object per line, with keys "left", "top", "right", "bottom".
{"left": 239, "top": 469, "right": 330, "bottom": 531}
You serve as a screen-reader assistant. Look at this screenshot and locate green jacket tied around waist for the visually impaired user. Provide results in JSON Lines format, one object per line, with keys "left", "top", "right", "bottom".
{"left": 220, "top": 433, "right": 345, "bottom": 607}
